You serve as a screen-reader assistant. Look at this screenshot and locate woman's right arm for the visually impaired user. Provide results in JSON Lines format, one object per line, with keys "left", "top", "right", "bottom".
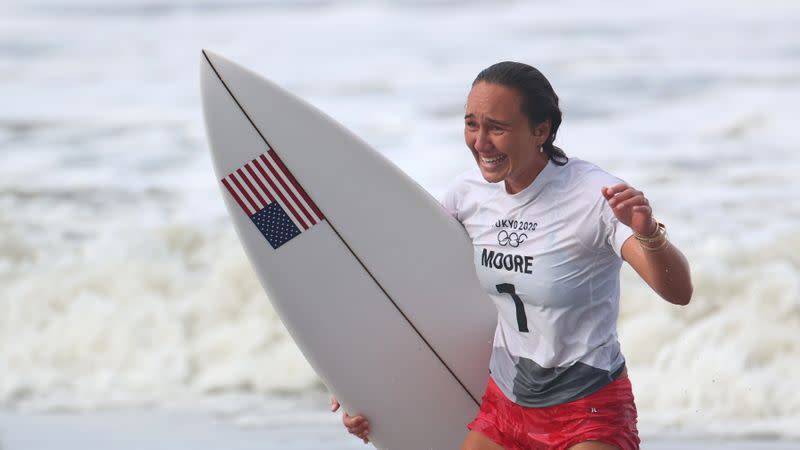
{"left": 330, "top": 396, "right": 371, "bottom": 444}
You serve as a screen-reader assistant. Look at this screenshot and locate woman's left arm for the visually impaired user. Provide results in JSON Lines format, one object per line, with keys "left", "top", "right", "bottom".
{"left": 603, "top": 183, "right": 693, "bottom": 306}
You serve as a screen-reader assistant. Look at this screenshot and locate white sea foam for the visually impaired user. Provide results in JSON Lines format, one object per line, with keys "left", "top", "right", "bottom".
{"left": 0, "top": 222, "right": 320, "bottom": 410}
{"left": 1, "top": 0, "right": 798, "bottom": 438}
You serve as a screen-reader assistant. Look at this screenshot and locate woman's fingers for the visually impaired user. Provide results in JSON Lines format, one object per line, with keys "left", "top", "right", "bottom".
{"left": 604, "top": 185, "right": 653, "bottom": 214}
{"left": 343, "top": 412, "right": 369, "bottom": 429}
{"left": 602, "top": 183, "right": 630, "bottom": 199}
{"left": 603, "top": 184, "right": 656, "bottom": 233}
{"left": 332, "top": 397, "right": 370, "bottom": 442}
{"left": 343, "top": 412, "right": 371, "bottom": 440}
{"left": 607, "top": 187, "right": 641, "bottom": 208}
{"left": 614, "top": 192, "right": 647, "bottom": 210}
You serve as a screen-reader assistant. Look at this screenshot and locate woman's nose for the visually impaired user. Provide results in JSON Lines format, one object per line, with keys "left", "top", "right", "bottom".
{"left": 474, "top": 129, "right": 491, "bottom": 151}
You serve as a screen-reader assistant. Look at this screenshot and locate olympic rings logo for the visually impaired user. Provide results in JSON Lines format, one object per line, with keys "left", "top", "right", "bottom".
{"left": 497, "top": 230, "right": 527, "bottom": 247}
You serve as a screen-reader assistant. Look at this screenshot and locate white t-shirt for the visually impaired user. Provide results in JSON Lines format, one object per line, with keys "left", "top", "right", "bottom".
{"left": 441, "top": 158, "right": 633, "bottom": 407}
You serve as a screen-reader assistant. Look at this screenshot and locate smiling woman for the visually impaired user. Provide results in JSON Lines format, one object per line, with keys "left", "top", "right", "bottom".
{"left": 334, "top": 61, "right": 693, "bottom": 450}
{"left": 464, "top": 81, "right": 551, "bottom": 194}
{"left": 464, "top": 63, "right": 567, "bottom": 194}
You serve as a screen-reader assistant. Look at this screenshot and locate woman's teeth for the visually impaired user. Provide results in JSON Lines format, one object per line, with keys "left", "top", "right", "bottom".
{"left": 482, "top": 155, "right": 506, "bottom": 164}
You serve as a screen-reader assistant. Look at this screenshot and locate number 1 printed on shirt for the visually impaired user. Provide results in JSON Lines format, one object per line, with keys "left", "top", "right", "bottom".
{"left": 496, "top": 283, "right": 529, "bottom": 332}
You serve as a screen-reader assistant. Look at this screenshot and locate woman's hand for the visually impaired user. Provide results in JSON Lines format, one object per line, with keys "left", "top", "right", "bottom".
{"left": 602, "top": 183, "right": 656, "bottom": 236}
{"left": 330, "top": 396, "right": 371, "bottom": 444}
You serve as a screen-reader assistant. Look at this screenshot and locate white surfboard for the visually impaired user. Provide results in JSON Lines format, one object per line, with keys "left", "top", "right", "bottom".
{"left": 200, "top": 50, "right": 496, "bottom": 450}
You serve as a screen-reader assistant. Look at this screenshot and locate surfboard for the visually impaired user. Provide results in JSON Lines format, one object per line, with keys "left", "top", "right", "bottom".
{"left": 200, "top": 50, "right": 496, "bottom": 449}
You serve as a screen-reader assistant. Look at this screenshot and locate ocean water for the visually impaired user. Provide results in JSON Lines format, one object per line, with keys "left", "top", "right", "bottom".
{"left": 1, "top": 0, "right": 799, "bottom": 443}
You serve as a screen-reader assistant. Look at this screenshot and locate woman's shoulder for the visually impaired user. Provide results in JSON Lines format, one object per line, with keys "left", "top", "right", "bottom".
{"left": 440, "top": 168, "right": 490, "bottom": 220}
{"left": 558, "top": 158, "right": 626, "bottom": 192}
{"left": 442, "top": 167, "right": 486, "bottom": 197}
{"left": 453, "top": 166, "right": 486, "bottom": 184}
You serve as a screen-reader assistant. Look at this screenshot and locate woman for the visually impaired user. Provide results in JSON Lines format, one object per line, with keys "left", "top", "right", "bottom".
{"left": 331, "top": 61, "right": 692, "bottom": 450}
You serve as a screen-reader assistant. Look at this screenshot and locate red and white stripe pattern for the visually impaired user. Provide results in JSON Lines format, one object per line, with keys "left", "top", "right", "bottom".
{"left": 220, "top": 149, "right": 324, "bottom": 230}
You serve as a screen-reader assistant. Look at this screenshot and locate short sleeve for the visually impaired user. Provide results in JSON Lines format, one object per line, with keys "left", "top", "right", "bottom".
{"left": 439, "top": 170, "right": 475, "bottom": 222}
{"left": 439, "top": 182, "right": 460, "bottom": 221}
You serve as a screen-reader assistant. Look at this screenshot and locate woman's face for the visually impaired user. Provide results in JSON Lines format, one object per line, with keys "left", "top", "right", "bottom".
{"left": 464, "top": 81, "right": 549, "bottom": 194}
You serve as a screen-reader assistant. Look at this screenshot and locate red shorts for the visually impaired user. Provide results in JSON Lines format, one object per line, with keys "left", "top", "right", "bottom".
{"left": 467, "top": 375, "right": 640, "bottom": 450}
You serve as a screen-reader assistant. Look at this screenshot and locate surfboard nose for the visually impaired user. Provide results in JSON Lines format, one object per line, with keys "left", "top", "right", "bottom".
{"left": 201, "top": 48, "right": 216, "bottom": 61}
{"left": 201, "top": 49, "right": 220, "bottom": 69}
{"left": 201, "top": 49, "right": 235, "bottom": 76}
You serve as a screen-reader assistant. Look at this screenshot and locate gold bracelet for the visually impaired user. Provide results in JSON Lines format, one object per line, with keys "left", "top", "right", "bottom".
{"left": 634, "top": 220, "right": 669, "bottom": 251}
{"left": 640, "top": 236, "right": 669, "bottom": 252}
{"left": 634, "top": 221, "right": 666, "bottom": 243}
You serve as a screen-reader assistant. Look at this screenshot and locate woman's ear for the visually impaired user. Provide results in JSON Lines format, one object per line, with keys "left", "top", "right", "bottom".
{"left": 532, "top": 120, "right": 551, "bottom": 140}
{"left": 532, "top": 119, "right": 550, "bottom": 147}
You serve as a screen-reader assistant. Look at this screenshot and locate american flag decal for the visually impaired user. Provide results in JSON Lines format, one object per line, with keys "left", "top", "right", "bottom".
{"left": 221, "top": 149, "right": 325, "bottom": 249}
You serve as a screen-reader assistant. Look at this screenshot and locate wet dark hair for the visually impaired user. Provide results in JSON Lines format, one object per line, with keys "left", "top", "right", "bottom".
{"left": 473, "top": 61, "right": 568, "bottom": 165}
